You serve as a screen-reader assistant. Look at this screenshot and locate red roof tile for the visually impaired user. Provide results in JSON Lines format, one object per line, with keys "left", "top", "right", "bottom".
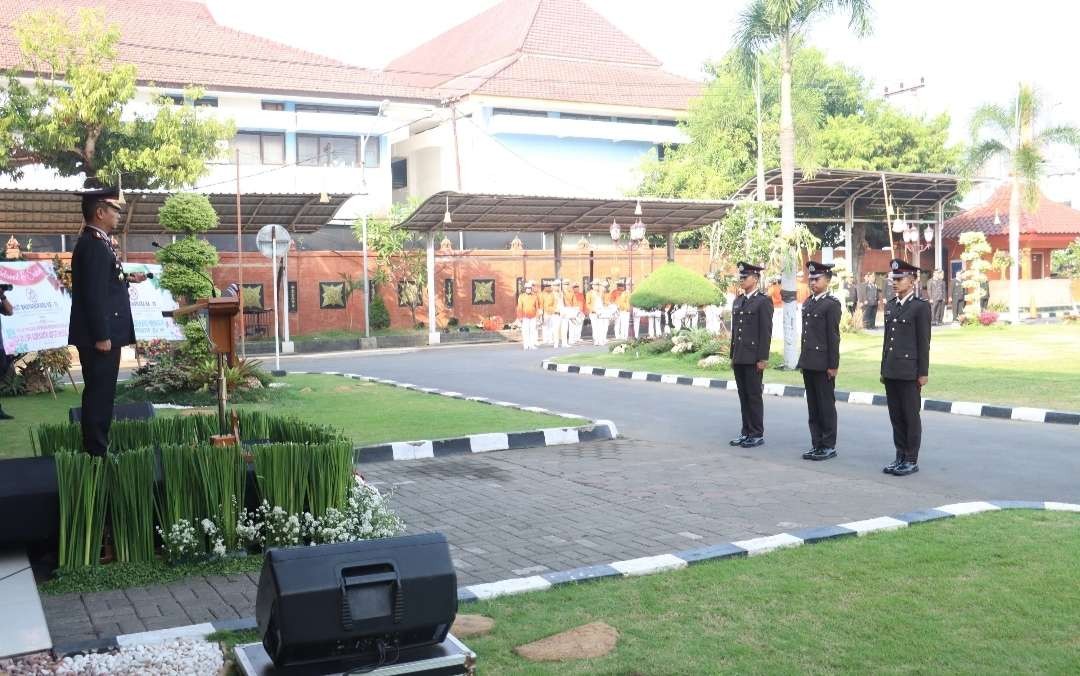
{"left": 942, "top": 183, "right": 1080, "bottom": 238}
{"left": 0, "top": 0, "right": 435, "bottom": 100}
{"left": 387, "top": 0, "right": 698, "bottom": 109}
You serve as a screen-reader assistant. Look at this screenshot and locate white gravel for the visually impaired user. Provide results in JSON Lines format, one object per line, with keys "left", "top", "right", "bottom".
{"left": 1, "top": 638, "right": 226, "bottom": 675}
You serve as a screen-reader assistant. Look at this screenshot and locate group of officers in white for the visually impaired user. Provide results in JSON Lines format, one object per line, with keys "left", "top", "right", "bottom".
{"left": 515, "top": 278, "right": 730, "bottom": 350}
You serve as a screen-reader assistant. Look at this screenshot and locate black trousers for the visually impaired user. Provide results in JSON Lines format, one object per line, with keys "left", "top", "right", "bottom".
{"left": 932, "top": 300, "right": 946, "bottom": 324}
{"left": 883, "top": 378, "right": 922, "bottom": 463}
{"left": 862, "top": 304, "right": 877, "bottom": 329}
{"left": 802, "top": 369, "right": 837, "bottom": 449}
{"left": 733, "top": 363, "right": 764, "bottom": 438}
{"left": 77, "top": 345, "right": 122, "bottom": 456}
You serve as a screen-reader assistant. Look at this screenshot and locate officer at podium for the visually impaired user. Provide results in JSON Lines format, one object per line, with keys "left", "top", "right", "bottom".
{"left": 68, "top": 181, "right": 146, "bottom": 456}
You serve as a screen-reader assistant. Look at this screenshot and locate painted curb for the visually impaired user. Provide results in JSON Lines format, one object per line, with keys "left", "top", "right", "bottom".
{"left": 542, "top": 360, "right": 1080, "bottom": 427}
{"left": 71, "top": 500, "right": 1080, "bottom": 655}
{"left": 283, "top": 371, "right": 618, "bottom": 463}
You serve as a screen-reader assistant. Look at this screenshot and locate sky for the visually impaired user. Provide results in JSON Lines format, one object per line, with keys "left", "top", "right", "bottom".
{"left": 204, "top": 0, "right": 1080, "bottom": 173}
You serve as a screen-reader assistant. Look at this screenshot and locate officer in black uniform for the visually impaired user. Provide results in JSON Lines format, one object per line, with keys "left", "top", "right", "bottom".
{"left": 68, "top": 181, "right": 146, "bottom": 456}
{"left": 797, "top": 261, "right": 841, "bottom": 461}
{"left": 880, "top": 258, "right": 931, "bottom": 476}
{"left": 728, "top": 262, "right": 773, "bottom": 449}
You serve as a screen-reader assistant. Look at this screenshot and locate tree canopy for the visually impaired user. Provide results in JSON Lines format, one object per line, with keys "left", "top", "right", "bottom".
{"left": 639, "top": 47, "right": 961, "bottom": 203}
{"left": 630, "top": 264, "right": 722, "bottom": 309}
{"left": 0, "top": 8, "right": 233, "bottom": 188}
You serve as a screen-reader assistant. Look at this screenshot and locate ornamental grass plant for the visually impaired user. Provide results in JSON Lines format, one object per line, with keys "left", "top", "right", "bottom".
{"left": 307, "top": 441, "right": 355, "bottom": 518}
{"left": 253, "top": 443, "right": 311, "bottom": 516}
{"left": 107, "top": 448, "right": 157, "bottom": 563}
{"left": 193, "top": 444, "right": 246, "bottom": 552}
{"left": 55, "top": 452, "right": 109, "bottom": 569}
{"left": 156, "top": 444, "right": 205, "bottom": 552}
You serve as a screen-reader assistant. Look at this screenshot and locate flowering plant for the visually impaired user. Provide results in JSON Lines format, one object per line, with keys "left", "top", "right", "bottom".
{"left": 670, "top": 334, "right": 694, "bottom": 354}
{"left": 158, "top": 519, "right": 200, "bottom": 564}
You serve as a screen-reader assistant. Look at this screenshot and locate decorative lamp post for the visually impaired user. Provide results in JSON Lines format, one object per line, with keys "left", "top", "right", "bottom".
{"left": 610, "top": 200, "right": 647, "bottom": 337}
{"left": 897, "top": 213, "right": 935, "bottom": 295}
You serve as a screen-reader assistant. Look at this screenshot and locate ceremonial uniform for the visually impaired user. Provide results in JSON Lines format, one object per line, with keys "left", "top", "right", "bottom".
{"left": 881, "top": 259, "right": 931, "bottom": 476}
{"left": 929, "top": 273, "right": 947, "bottom": 325}
{"left": 858, "top": 278, "right": 880, "bottom": 328}
{"left": 614, "top": 283, "right": 631, "bottom": 340}
{"left": 729, "top": 262, "right": 773, "bottom": 448}
{"left": 587, "top": 282, "right": 609, "bottom": 345}
{"left": 516, "top": 284, "right": 540, "bottom": 350}
{"left": 571, "top": 285, "right": 587, "bottom": 344}
{"left": 68, "top": 185, "right": 136, "bottom": 456}
{"left": 797, "top": 262, "right": 842, "bottom": 460}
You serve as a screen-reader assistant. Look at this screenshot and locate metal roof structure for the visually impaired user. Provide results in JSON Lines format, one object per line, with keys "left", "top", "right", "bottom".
{"left": 397, "top": 191, "right": 737, "bottom": 233}
{"left": 730, "top": 168, "right": 962, "bottom": 215}
{"left": 0, "top": 189, "right": 351, "bottom": 236}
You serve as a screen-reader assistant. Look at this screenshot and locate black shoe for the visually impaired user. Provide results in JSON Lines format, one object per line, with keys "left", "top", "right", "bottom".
{"left": 882, "top": 458, "right": 902, "bottom": 474}
{"left": 892, "top": 461, "right": 919, "bottom": 476}
{"left": 0, "top": 410, "right": 12, "bottom": 420}
{"left": 809, "top": 448, "right": 837, "bottom": 461}
{"left": 729, "top": 435, "right": 748, "bottom": 447}
{"left": 740, "top": 437, "right": 764, "bottom": 448}
{"left": 801, "top": 447, "right": 818, "bottom": 460}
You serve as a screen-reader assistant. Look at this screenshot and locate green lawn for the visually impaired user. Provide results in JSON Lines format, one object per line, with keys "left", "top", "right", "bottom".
{"left": 0, "top": 374, "right": 568, "bottom": 459}
{"left": 560, "top": 324, "right": 1080, "bottom": 410}
{"left": 466, "top": 510, "right": 1080, "bottom": 675}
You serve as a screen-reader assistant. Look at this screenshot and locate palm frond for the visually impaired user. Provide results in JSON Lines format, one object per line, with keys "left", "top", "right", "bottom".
{"left": 734, "top": 0, "right": 777, "bottom": 77}
{"left": 965, "top": 139, "right": 1009, "bottom": 175}
{"left": 1013, "top": 143, "right": 1045, "bottom": 185}
{"left": 1020, "top": 179, "right": 1040, "bottom": 214}
{"left": 1017, "top": 83, "right": 1041, "bottom": 127}
{"left": 969, "top": 104, "right": 1014, "bottom": 142}
{"left": 1037, "top": 125, "right": 1080, "bottom": 152}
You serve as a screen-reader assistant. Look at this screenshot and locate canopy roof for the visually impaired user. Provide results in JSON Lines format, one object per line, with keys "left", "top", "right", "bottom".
{"left": 397, "top": 191, "right": 736, "bottom": 233}
{"left": 0, "top": 188, "right": 351, "bottom": 236}
{"left": 942, "top": 183, "right": 1080, "bottom": 238}
{"left": 730, "top": 168, "right": 961, "bottom": 215}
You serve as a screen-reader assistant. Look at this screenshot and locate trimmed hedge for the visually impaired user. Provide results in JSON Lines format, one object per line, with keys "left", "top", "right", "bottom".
{"left": 631, "top": 263, "right": 721, "bottom": 309}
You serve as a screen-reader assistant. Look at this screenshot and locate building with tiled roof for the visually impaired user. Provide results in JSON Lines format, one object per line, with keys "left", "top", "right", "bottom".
{"left": 943, "top": 182, "right": 1080, "bottom": 309}
{"left": 387, "top": 0, "right": 698, "bottom": 205}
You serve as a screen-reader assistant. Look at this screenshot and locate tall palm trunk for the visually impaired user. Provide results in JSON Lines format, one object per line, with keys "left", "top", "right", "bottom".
{"left": 1008, "top": 177, "right": 1021, "bottom": 323}
{"left": 778, "top": 33, "right": 798, "bottom": 368}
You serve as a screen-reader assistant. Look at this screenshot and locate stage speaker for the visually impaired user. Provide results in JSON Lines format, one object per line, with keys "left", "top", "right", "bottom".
{"left": 255, "top": 532, "right": 458, "bottom": 670}
{"left": 68, "top": 401, "right": 155, "bottom": 423}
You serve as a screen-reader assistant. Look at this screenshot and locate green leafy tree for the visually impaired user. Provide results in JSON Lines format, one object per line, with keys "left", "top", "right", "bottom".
{"left": 734, "top": 0, "right": 872, "bottom": 368}
{"left": 1051, "top": 238, "right": 1080, "bottom": 279}
{"left": 338, "top": 272, "right": 365, "bottom": 332}
{"left": 0, "top": 8, "right": 233, "bottom": 186}
{"left": 967, "top": 84, "right": 1080, "bottom": 323}
{"left": 631, "top": 264, "right": 722, "bottom": 309}
{"left": 704, "top": 202, "right": 780, "bottom": 289}
{"left": 156, "top": 193, "right": 219, "bottom": 302}
{"left": 353, "top": 198, "right": 430, "bottom": 328}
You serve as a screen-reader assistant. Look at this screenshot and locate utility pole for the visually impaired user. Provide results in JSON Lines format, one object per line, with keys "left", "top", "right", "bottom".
{"left": 883, "top": 77, "right": 926, "bottom": 98}
{"left": 447, "top": 97, "right": 463, "bottom": 190}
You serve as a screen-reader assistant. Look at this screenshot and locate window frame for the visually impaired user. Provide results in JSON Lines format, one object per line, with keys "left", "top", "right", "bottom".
{"left": 296, "top": 133, "right": 379, "bottom": 168}
{"left": 230, "top": 131, "right": 286, "bottom": 165}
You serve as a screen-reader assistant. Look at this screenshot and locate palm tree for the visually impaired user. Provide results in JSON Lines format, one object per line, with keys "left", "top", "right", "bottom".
{"left": 735, "top": 0, "right": 872, "bottom": 368}
{"left": 968, "top": 84, "right": 1080, "bottom": 323}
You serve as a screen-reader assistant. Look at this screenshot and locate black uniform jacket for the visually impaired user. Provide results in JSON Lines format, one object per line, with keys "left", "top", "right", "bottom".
{"left": 68, "top": 227, "right": 136, "bottom": 349}
{"left": 730, "top": 290, "right": 773, "bottom": 364}
{"left": 797, "top": 293, "right": 841, "bottom": 372}
{"left": 880, "top": 294, "right": 931, "bottom": 380}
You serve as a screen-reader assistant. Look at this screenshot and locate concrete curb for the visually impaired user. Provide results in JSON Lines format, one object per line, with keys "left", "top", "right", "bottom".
{"left": 542, "top": 360, "right": 1080, "bottom": 427}
{"left": 63, "top": 501, "right": 1079, "bottom": 655}
{"left": 285, "top": 371, "right": 618, "bottom": 463}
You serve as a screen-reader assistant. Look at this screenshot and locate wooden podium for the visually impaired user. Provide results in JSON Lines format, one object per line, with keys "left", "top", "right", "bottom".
{"left": 165, "top": 296, "right": 241, "bottom": 436}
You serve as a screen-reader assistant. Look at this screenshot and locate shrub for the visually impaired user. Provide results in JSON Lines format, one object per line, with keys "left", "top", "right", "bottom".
{"left": 697, "top": 354, "right": 727, "bottom": 369}
{"left": 369, "top": 293, "right": 390, "bottom": 328}
{"left": 979, "top": 311, "right": 999, "bottom": 326}
{"left": 158, "top": 192, "right": 220, "bottom": 234}
{"left": 697, "top": 337, "right": 729, "bottom": 357}
{"left": 631, "top": 264, "right": 721, "bottom": 309}
{"left": 642, "top": 336, "right": 674, "bottom": 354}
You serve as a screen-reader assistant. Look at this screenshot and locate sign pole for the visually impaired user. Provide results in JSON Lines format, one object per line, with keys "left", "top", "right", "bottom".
{"left": 271, "top": 225, "right": 280, "bottom": 372}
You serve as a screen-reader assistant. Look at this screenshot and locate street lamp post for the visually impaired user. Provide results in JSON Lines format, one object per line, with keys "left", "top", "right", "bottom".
{"left": 610, "top": 200, "right": 647, "bottom": 338}
{"left": 893, "top": 214, "right": 935, "bottom": 295}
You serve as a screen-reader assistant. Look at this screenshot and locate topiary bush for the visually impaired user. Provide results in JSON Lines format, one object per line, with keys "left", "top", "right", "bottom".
{"left": 369, "top": 294, "right": 391, "bottom": 331}
{"left": 630, "top": 264, "right": 721, "bottom": 309}
{"left": 159, "top": 193, "right": 220, "bottom": 235}
{"left": 642, "top": 336, "right": 674, "bottom": 354}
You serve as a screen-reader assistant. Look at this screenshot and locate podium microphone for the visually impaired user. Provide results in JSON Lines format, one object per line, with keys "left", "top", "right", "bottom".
{"left": 151, "top": 241, "right": 218, "bottom": 297}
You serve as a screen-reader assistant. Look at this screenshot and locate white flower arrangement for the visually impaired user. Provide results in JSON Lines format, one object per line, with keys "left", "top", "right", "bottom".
{"left": 671, "top": 334, "right": 694, "bottom": 354}
{"left": 611, "top": 343, "right": 627, "bottom": 354}
{"left": 157, "top": 519, "right": 199, "bottom": 564}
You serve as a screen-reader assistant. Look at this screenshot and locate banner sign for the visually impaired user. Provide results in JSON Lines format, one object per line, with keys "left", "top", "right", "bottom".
{"left": 0, "top": 261, "right": 182, "bottom": 354}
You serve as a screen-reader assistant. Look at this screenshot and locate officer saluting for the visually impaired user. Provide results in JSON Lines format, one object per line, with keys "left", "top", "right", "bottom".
{"left": 798, "top": 261, "right": 841, "bottom": 461}
{"left": 68, "top": 180, "right": 146, "bottom": 456}
{"left": 729, "top": 262, "right": 773, "bottom": 448}
{"left": 880, "top": 258, "right": 931, "bottom": 476}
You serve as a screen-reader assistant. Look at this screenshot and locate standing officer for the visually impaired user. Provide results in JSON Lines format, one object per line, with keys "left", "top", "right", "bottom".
{"left": 951, "top": 272, "right": 965, "bottom": 322}
{"left": 858, "top": 272, "right": 880, "bottom": 329}
{"left": 729, "top": 262, "right": 773, "bottom": 449}
{"left": 880, "top": 259, "right": 931, "bottom": 476}
{"left": 0, "top": 286, "right": 13, "bottom": 420}
{"left": 68, "top": 182, "right": 146, "bottom": 456}
{"left": 929, "top": 269, "right": 947, "bottom": 325}
{"left": 798, "top": 261, "right": 841, "bottom": 461}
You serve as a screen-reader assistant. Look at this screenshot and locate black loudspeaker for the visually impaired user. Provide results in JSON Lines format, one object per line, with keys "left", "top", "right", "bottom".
{"left": 68, "top": 401, "right": 155, "bottom": 423}
{"left": 256, "top": 532, "right": 458, "bottom": 670}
